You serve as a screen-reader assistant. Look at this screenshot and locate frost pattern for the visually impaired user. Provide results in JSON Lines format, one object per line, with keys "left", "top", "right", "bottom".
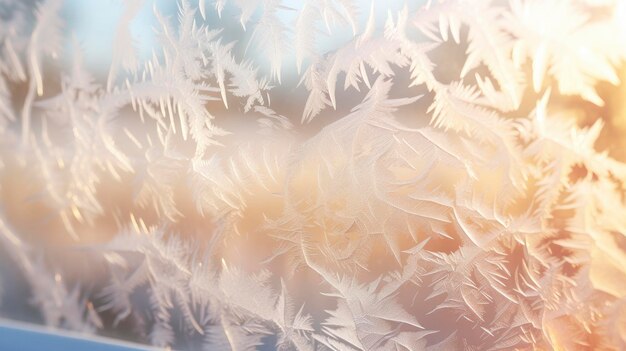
{"left": 1, "top": 0, "right": 626, "bottom": 350}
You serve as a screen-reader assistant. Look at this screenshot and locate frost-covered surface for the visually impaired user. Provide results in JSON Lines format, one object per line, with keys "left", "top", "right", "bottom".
{"left": 1, "top": 0, "right": 626, "bottom": 350}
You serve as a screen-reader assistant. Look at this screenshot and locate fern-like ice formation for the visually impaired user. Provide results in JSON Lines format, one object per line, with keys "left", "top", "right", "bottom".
{"left": 1, "top": 0, "right": 626, "bottom": 349}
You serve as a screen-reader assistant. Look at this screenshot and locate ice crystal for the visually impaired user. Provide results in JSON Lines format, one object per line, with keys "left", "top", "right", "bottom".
{"left": 1, "top": 0, "right": 626, "bottom": 350}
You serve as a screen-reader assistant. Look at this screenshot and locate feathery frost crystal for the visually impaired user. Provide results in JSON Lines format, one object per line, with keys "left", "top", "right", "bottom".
{"left": 1, "top": 0, "right": 626, "bottom": 349}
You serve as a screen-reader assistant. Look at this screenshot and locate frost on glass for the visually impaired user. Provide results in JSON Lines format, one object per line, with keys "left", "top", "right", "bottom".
{"left": 1, "top": 0, "right": 626, "bottom": 350}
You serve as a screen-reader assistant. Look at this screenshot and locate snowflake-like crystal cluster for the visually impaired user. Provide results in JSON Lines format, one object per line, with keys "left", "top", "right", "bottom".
{"left": 1, "top": 0, "right": 626, "bottom": 350}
